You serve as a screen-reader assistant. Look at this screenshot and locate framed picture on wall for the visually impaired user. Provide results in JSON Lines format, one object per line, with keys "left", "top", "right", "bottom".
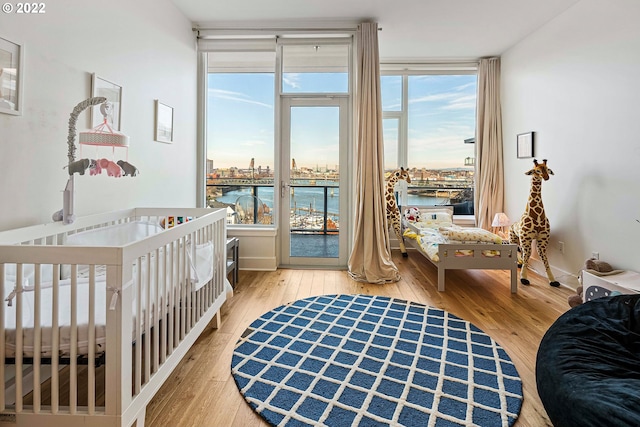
{"left": 155, "top": 100, "right": 174, "bottom": 143}
{"left": 517, "top": 132, "right": 534, "bottom": 158}
{"left": 91, "top": 73, "right": 122, "bottom": 130}
{"left": 0, "top": 37, "right": 23, "bottom": 116}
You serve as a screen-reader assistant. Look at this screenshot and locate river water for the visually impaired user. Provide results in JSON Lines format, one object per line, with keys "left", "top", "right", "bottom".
{"left": 215, "top": 186, "right": 448, "bottom": 219}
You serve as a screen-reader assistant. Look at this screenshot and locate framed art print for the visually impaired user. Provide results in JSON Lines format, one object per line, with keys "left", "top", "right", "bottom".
{"left": 91, "top": 74, "right": 122, "bottom": 130}
{"left": 155, "top": 100, "right": 174, "bottom": 143}
{"left": 517, "top": 132, "right": 534, "bottom": 158}
{"left": 0, "top": 37, "right": 23, "bottom": 116}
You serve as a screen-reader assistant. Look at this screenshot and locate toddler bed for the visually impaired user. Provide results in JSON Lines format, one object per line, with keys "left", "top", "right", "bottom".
{"left": 402, "top": 206, "right": 518, "bottom": 293}
{"left": 0, "top": 207, "right": 228, "bottom": 427}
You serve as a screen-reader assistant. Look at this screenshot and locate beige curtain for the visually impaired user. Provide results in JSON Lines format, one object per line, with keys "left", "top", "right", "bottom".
{"left": 348, "top": 22, "right": 400, "bottom": 284}
{"left": 475, "top": 57, "right": 505, "bottom": 230}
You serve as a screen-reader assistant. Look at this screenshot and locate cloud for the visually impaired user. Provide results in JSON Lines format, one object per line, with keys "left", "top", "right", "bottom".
{"left": 442, "top": 95, "right": 476, "bottom": 110}
{"left": 382, "top": 102, "right": 402, "bottom": 110}
{"left": 240, "top": 140, "right": 267, "bottom": 147}
{"left": 405, "top": 133, "right": 475, "bottom": 168}
{"left": 208, "top": 88, "right": 272, "bottom": 109}
{"left": 409, "top": 93, "right": 457, "bottom": 104}
{"left": 409, "top": 91, "right": 476, "bottom": 112}
{"left": 454, "top": 82, "right": 476, "bottom": 91}
{"left": 283, "top": 73, "right": 301, "bottom": 89}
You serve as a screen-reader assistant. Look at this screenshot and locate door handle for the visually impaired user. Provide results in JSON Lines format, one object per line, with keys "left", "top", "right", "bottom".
{"left": 281, "top": 181, "right": 290, "bottom": 198}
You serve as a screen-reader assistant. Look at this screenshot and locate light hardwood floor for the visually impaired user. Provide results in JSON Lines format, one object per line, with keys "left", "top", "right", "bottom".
{"left": 145, "top": 251, "right": 573, "bottom": 427}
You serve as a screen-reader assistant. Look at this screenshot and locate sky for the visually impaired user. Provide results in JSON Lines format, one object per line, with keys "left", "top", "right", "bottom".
{"left": 207, "top": 72, "right": 476, "bottom": 171}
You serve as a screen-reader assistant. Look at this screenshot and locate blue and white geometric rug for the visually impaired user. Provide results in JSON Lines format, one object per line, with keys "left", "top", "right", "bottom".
{"left": 231, "top": 294, "right": 523, "bottom": 427}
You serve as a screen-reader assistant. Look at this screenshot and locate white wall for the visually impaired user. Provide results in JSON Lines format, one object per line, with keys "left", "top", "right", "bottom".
{"left": 502, "top": 0, "right": 640, "bottom": 283}
{"left": 0, "top": 0, "right": 197, "bottom": 232}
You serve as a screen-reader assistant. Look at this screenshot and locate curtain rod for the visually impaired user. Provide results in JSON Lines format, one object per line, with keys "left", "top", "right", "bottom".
{"left": 193, "top": 26, "right": 381, "bottom": 36}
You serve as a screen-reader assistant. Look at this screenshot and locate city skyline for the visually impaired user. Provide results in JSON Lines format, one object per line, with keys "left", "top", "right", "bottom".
{"left": 206, "top": 160, "right": 475, "bottom": 181}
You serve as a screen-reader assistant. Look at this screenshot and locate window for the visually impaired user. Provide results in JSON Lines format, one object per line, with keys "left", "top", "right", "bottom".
{"left": 203, "top": 38, "right": 351, "bottom": 228}
{"left": 206, "top": 50, "right": 276, "bottom": 225}
{"left": 381, "top": 71, "right": 477, "bottom": 215}
{"left": 281, "top": 43, "right": 349, "bottom": 93}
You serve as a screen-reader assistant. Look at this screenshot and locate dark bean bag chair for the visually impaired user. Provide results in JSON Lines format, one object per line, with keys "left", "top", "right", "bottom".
{"left": 536, "top": 295, "right": 640, "bottom": 427}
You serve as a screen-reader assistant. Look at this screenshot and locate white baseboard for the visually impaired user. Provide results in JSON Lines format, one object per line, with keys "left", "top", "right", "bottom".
{"left": 240, "top": 256, "right": 277, "bottom": 271}
{"left": 527, "top": 256, "right": 580, "bottom": 290}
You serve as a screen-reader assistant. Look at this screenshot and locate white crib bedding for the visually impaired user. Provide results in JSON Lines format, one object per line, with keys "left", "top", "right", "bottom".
{"left": 3, "top": 276, "right": 109, "bottom": 358}
{"left": 2, "top": 241, "right": 216, "bottom": 359}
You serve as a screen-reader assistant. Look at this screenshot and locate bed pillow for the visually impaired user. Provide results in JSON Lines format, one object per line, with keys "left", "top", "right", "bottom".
{"left": 418, "top": 210, "right": 452, "bottom": 223}
{"left": 403, "top": 207, "right": 453, "bottom": 224}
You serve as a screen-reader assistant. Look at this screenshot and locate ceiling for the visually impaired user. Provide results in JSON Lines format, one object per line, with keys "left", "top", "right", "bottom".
{"left": 171, "top": 0, "right": 581, "bottom": 61}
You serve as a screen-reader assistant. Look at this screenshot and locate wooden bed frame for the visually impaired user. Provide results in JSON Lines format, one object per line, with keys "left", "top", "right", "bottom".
{"left": 402, "top": 206, "right": 518, "bottom": 293}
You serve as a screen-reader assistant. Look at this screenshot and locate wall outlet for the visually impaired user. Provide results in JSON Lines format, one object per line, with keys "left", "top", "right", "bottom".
{"left": 558, "top": 241, "right": 565, "bottom": 254}
{"left": 592, "top": 252, "right": 599, "bottom": 260}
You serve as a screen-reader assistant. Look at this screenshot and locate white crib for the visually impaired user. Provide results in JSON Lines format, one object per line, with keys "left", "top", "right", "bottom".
{"left": 0, "top": 207, "right": 228, "bottom": 426}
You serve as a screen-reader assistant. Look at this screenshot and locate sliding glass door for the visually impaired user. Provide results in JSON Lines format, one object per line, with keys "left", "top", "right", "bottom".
{"left": 279, "top": 97, "right": 348, "bottom": 267}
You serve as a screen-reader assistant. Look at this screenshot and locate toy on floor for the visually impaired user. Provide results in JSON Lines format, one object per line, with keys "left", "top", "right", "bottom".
{"left": 568, "top": 286, "right": 583, "bottom": 307}
{"left": 585, "top": 258, "right": 619, "bottom": 273}
{"left": 385, "top": 167, "right": 411, "bottom": 257}
{"left": 508, "top": 159, "right": 559, "bottom": 287}
{"left": 567, "top": 257, "right": 623, "bottom": 307}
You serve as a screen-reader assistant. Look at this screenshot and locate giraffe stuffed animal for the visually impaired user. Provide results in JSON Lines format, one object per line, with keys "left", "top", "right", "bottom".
{"left": 508, "top": 159, "right": 560, "bottom": 287}
{"left": 385, "top": 167, "right": 411, "bottom": 257}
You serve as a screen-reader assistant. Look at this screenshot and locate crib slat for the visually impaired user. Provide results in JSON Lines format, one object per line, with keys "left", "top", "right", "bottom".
{"left": 51, "top": 265, "right": 60, "bottom": 414}
{"left": 160, "top": 245, "right": 167, "bottom": 364}
{"left": 135, "top": 256, "right": 143, "bottom": 395}
{"left": 144, "top": 253, "right": 151, "bottom": 384}
{"left": 0, "top": 264, "right": 5, "bottom": 411}
{"left": 186, "top": 236, "right": 192, "bottom": 331}
{"left": 70, "top": 265, "right": 78, "bottom": 414}
{"left": 206, "top": 228, "right": 212, "bottom": 309}
{"left": 195, "top": 230, "right": 201, "bottom": 318}
{"left": 186, "top": 236, "right": 191, "bottom": 332}
{"left": 15, "top": 264, "right": 23, "bottom": 412}
{"left": 196, "top": 286, "right": 202, "bottom": 324}
{"left": 168, "top": 241, "right": 175, "bottom": 355}
{"left": 88, "top": 265, "right": 96, "bottom": 414}
{"left": 187, "top": 238, "right": 192, "bottom": 331}
{"left": 179, "top": 236, "right": 184, "bottom": 341}
{"left": 153, "top": 247, "right": 160, "bottom": 373}
{"left": 179, "top": 239, "right": 185, "bottom": 340}
{"left": 33, "top": 264, "right": 41, "bottom": 413}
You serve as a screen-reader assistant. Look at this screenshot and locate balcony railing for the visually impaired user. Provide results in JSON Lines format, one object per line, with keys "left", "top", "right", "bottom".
{"left": 206, "top": 181, "right": 475, "bottom": 227}
{"left": 206, "top": 183, "right": 340, "bottom": 233}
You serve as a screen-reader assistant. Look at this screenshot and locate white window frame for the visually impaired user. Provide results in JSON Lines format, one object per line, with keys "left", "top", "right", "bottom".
{"left": 380, "top": 63, "right": 478, "bottom": 219}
